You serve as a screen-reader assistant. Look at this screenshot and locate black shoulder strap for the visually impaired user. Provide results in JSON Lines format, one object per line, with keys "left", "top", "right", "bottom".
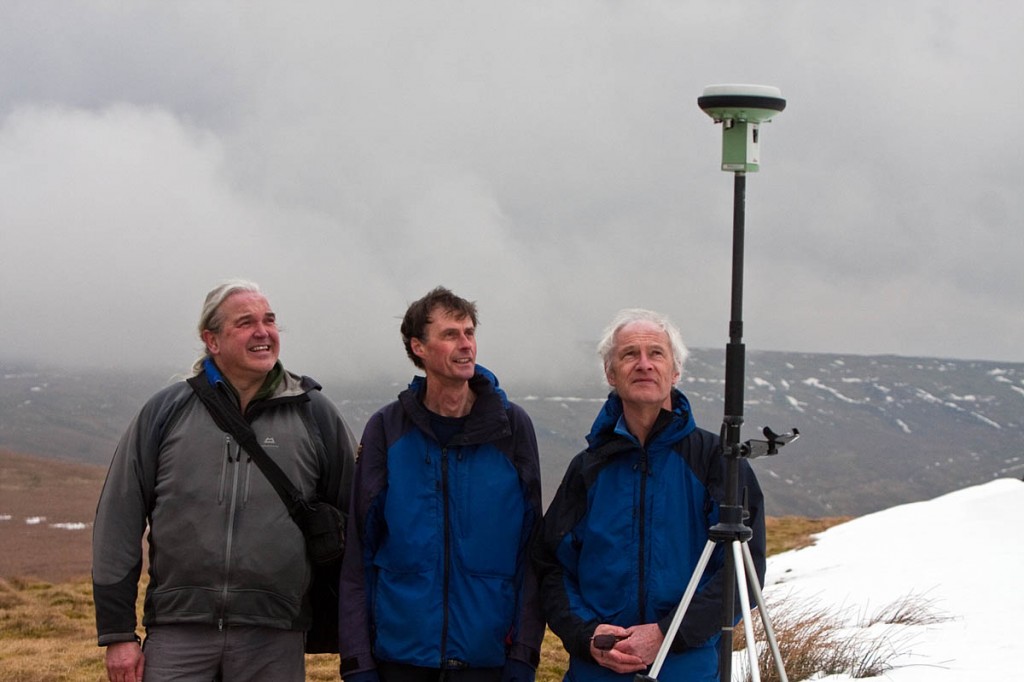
{"left": 186, "top": 374, "right": 306, "bottom": 518}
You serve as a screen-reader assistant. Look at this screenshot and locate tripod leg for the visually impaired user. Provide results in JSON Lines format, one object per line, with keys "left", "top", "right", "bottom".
{"left": 740, "top": 542, "right": 788, "bottom": 682}
{"left": 731, "top": 541, "right": 762, "bottom": 682}
{"left": 645, "top": 539, "right": 717, "bottom": 680}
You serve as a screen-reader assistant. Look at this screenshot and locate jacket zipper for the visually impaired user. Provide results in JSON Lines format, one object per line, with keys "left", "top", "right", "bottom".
{"left": 637, "top": 448, "right": 649, "bottom": 624}
{"left": 219, "top": 436, "right": 241, "bottom": 627}
{"left": 440, "top": 446, "right": 452, "bottom": 665}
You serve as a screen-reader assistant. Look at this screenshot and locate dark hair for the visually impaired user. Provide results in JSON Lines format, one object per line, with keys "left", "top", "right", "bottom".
{"left": 401, "top": 286, "right": 478, "bottom": 369}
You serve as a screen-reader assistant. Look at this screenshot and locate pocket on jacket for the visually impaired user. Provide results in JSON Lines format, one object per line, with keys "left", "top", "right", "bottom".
{"left": 453, "top": 450, "right": 524, "bottom": 577}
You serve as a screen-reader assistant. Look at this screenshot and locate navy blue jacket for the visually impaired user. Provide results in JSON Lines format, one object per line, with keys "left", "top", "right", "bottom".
{"left": 533, "top": 389, "right": 766, "bottom": 681}
{"left": 339, "top": 368, "right": 544, "bottom": 675}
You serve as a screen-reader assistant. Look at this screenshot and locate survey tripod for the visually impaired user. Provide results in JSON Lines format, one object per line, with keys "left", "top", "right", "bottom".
{"left": 636, "top": 85, "right": 798, "bottom": 682}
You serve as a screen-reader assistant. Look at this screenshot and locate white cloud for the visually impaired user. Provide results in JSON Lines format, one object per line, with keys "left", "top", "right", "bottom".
{"left": 1, "top": 1, "right": 1022, "bottom": 383}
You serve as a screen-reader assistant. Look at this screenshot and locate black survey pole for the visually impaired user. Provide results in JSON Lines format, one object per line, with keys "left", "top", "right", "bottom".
{"left": 711, "top": 171, "right": 753, "bottom": 681}
{"left": 726, "top": 172, "right": 747, "bottom": 427}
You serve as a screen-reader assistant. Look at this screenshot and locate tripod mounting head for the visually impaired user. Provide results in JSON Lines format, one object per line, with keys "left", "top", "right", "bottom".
{"left": 698, "top": 84, "right": 785, "bottom": 173}
{"left": 741, "top": 426, "right": 800, "bottom": 459}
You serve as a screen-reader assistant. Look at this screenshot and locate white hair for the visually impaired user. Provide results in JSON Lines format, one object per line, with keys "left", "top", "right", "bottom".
{"left": 596, "top": 308, "right": 689, "bottom": 384}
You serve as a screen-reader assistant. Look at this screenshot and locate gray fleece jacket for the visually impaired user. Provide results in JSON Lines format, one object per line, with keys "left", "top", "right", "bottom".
{"left": 92, "top": 365, "right": 355, "bottom": 645}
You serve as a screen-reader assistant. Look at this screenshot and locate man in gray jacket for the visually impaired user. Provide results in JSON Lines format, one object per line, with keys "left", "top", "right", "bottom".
{"left": 92, "top": 279, "right": 356, "bottom": 682}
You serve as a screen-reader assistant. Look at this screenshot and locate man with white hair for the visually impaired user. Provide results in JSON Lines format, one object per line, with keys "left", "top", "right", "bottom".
{"left": 534, "top": 308, "right": 766, "bottom": 681}
{"left": 92, "top": 280, "right": 356, "bottom": 682}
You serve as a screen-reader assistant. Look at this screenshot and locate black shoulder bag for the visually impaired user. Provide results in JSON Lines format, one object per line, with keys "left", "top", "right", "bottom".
{"left": 187, "top": 375, "right": 345, "bottom": 654}
{"left": 187, "top": 374, "right": 345, "bottom": 568}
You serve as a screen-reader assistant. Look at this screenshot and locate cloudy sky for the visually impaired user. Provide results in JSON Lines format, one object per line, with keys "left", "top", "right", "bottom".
{"left": 2, "top": 1, "right": 1021, "bottom": 386}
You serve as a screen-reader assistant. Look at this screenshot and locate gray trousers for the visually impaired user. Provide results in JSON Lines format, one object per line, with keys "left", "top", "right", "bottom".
{"left": 142, "top": 624, "right": 305, "bottom": 682}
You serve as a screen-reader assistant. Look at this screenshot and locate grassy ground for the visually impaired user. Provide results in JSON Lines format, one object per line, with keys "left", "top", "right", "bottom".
{"left": 765, "top": 515, "right": 851, "bottom": 555}
{"left": 0, "top": 515, "right": 847, "bottom": 682}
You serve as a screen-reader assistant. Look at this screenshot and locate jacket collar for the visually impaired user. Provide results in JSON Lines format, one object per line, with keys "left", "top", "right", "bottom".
{"left": 200, "top": 357, "right": 314, "bottom": 406}
{"left": 587, "top": 387, "right": 697, "bottom": 451}
{"left": 401, "top": 364, "right": 511, "bottom": 445}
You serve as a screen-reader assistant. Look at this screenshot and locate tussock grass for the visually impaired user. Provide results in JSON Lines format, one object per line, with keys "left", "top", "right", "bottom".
{"left": 733, "top": 592, "right": 949, "bottom": 682}
{"left": 866, "top": 590, "right": 947, "bottom": 627}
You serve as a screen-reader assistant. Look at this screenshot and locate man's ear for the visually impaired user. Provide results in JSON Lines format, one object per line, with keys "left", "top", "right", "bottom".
{"left": 410, "top": 336, "right": 425, "bottom": 360}
{"left": 201, "top": 329, "right": 219, "bottom": 355}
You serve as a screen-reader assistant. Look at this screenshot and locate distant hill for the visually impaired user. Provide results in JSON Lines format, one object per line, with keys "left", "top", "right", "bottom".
{"left": 2, "top": 350, "right": 1022, "bottom": 517}
{"left": 0, "top": 448, "right": 105, "bottom": 582}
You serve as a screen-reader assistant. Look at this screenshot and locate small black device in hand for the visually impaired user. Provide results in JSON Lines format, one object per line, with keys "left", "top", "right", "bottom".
{"left": 593, "top": 634, "right": 625, "bottom": 651}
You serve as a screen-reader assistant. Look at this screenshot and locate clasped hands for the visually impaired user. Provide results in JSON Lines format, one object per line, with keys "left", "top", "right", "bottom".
{"left": 589, "top": 623, "right": 664, "bottom": 674}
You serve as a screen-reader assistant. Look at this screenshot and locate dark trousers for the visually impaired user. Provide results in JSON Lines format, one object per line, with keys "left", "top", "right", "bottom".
{"left": 377, "top": 661, "right": 502, "bottom": 682}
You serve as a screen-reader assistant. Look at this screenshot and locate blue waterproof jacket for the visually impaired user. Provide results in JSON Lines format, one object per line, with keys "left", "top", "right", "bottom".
{"left": 533, "top": 389, "right": 766, "bottom": 682}
{"left": 339, "top": 367, "right": 544, "bottom": 676}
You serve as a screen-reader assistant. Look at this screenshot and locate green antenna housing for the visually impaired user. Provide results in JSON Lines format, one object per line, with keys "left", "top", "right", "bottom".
{"left": 698, "top": 84, "right": 786, "bottom": 172}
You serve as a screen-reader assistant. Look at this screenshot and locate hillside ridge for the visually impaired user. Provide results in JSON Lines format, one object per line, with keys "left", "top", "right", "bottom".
{"left": 3, "top": 349, "right": 1022, "bottom": 517}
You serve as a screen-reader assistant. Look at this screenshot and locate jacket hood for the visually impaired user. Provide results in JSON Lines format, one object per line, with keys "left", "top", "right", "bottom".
{"left": 586, "top": 387, "right": 697, "bottom": 450}
{"left": 406, "top": 363, "right": 509, "bottom": 410}
{"left": 401, "top": 364, "right": 512, "bottom": 446}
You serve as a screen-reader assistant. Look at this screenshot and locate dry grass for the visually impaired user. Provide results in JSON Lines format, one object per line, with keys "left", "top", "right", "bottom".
{"left": 0, "top": 576, "right": 109, "bottom": 682}
{"left": 865, "top": 590, "right": 948, "bottom": 627}
{"left": 764, "top": 515, "right": 851, "bottom": 555}
{"left": 733, "top": 592, "right": 949, "bottom": 682}
{"left": 537, "top": 628, "right": 571, "bottom": 682}
{"left": 0, "top": 574, "right": 339, "bottom": 682}
{"left": 735, "top": 595, "right": 854, "bottom": 681}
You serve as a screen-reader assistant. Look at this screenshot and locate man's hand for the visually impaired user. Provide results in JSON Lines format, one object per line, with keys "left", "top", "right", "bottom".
{"left": 590, "top": 624, "right": 646, "bottom": 674}
{"left": 105, "top": 640, "right": 144, "bottom": 682}
{"left": 617, "top": 623, "right": 665, "bottom": 666}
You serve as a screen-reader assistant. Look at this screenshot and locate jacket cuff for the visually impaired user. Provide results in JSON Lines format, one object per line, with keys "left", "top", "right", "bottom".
{"left": 98, "top": 632, "right": 142, "bottom": 647}
{"left": 339, "top": 652, "right": 377, "bottom": 677}
{"left": 506, "top": 642, "right": 540, "bottom": 669}
{"left": 656, "top": 613, "right": 692, "bottom": 653}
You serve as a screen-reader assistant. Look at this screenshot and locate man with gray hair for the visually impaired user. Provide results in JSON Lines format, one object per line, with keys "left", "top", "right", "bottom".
{"left": 534, "top": 309, "right": 766, "bottom": 681}
{"left": 92, "top": 279, "right": 356, "bottom": 682}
